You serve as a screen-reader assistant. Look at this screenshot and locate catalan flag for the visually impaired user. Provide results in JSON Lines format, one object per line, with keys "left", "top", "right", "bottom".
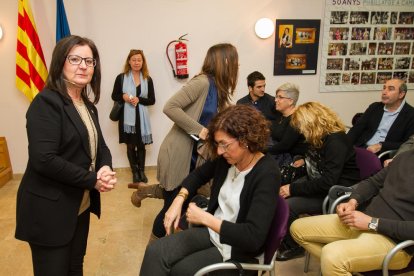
{"left": 16, "top": 0, "right": 48, "bottom": 102}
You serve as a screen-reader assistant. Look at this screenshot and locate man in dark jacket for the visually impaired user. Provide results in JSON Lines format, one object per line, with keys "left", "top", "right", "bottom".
{"left": 347, "top": 78, "right": 414, "bottom": 154}
{"left": 237, "top": 71, "right": 279, "bottom": 122}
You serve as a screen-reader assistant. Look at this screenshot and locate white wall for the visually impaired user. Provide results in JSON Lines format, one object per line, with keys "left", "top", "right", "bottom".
{"left": 1, "top": 0, "right": 413, "bottom": 173}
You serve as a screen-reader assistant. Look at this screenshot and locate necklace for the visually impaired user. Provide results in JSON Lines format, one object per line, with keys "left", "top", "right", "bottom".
{"left": 73, "top": 101, "right": 98, "bottom": 171}
{"left": 232, "top": 153, "right": 257, "bottom": 182}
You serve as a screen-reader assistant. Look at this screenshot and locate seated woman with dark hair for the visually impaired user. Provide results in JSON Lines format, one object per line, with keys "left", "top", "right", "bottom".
{"left": 276, "top": 102, "right": 360, "bottom": 261}
{"left": 140, "top": 105, "right": 280, "bottom": 276}
{"left": 268, "top": 82, "right": 307, "bottom": 167}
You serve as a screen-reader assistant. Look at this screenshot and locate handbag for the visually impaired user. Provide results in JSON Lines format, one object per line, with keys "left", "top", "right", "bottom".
{"left": 109, "top": 101, "right": 123, "bottom": 121}
{"left": 280, "top": 164, "right": 307, "bottom": 185}
{"left": 109, "top": 74, "right": 125, "bottom": 121}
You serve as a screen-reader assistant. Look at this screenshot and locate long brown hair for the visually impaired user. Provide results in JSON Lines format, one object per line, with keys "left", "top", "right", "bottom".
{"left": 123, "top": 49, "right": 150, "bottom": 79}
{"left": 45, "top": 35, "right": 101, "bottom": 104}
{"left": 201, "top": 43, "right": 239, "bottom": 111}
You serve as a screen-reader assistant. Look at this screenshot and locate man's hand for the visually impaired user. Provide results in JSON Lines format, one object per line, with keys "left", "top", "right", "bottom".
{"left": 383, "top": 158, "right": 393, "bottom": 167}
{"left": 338, "top": 210, "right": 372, "bottom": 231}
{"left": 336, "top": 198, "right": 358, "bottom": 216}
{"left": 337, "top": 199, "right": 372, "bottom": 230}
{"left": 367, "top": 143, "right": 382, "bottom": 153}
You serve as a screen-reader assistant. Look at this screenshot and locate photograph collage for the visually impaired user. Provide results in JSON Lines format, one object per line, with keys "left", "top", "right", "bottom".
{"left": 321, "top": 9, "right": 414, "bottom": 91}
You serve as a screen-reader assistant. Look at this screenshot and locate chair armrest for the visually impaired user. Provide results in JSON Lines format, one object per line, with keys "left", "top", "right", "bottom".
{"left": 322, "top": 195, "right": 330, "bottom": 214}
{"left": 382, "top": 240, "right": 414, "bottom": 276}
{"left": 194, "top": 262, "right": 273, "bottom": 276}
{"left": 326, "top": 185, "right": 354, "bottom": 214}
{"left": 378, "top": 150, "right": 397, "bottom": 160}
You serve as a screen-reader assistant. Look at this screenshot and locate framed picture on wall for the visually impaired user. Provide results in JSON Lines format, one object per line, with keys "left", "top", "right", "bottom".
{"left": 273, "top": 19, "right": 321, "bottom": 76}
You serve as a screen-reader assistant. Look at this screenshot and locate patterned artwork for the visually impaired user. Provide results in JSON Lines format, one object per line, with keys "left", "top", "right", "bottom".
{"left": 320, "top": 0, "right": 414, "bottom": 92}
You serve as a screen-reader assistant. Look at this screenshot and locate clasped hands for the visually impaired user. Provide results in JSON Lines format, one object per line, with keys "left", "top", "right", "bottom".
{"left": 95, "top": 165, "right": 117, "bottom": 192}
{"left": 123, "top": 93, "right": 139, "bottom": 107}
{"left": 336, "top": 199, "right": 372, "bottom": 231}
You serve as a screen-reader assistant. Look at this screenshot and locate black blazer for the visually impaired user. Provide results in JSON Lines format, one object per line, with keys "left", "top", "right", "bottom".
{"left": 15, "top": 89, "right": 112, "bottom": 247}
{"left": 347, "top": 102, "right": 414, "bottom": 152}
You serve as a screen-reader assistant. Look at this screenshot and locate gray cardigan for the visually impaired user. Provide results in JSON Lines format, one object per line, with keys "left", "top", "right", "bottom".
{"left": 157, "top": 74, "right": 210, "bottom": 190}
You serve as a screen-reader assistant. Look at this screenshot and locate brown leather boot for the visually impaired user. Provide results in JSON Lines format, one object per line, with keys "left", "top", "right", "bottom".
{"left": 130, "top": 183, "right": 164, "bottom": 208}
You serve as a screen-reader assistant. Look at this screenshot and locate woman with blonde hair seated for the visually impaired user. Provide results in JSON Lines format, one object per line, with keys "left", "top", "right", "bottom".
{"left": 276, "top": 102, "right": 360, "bottom": 261}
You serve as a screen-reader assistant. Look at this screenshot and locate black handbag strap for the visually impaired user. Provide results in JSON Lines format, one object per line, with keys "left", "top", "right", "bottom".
{"left": 117, "top": 73, "right": 125, "bottom": 105}
{"left": 226, "top": 260, "right": 244, "bottom": 276}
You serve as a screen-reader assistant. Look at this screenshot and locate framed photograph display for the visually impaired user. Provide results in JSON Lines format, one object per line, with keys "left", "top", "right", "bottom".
{"left": 320, "top": 0, "right": 414, "bottom": 92}
{"left": 274, "top": 19, "right": 321, "bottom": 76}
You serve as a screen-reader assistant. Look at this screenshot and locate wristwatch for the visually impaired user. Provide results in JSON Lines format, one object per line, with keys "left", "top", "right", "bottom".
{"left": 368, "top": 217, "right": 379, "bottom": 231}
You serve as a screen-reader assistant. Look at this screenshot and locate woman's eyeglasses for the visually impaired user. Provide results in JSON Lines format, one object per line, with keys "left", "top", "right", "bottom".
{"left": 66, "top": 55, "right": 96, "bottom": 67}
{"left": 275, "top": 95, "right": 292, "bottom": 100}
{"left": 214, "top": 139, "right": 237, "bottom": 152}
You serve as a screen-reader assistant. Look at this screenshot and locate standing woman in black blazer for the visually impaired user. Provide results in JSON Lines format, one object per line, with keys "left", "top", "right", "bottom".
{"left": 15, "top": 35, "right": 117, "bottom": 276}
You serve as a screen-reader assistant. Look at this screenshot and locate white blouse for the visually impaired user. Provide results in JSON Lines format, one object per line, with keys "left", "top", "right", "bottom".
{"left": 209, "top": 165, "right": 252, "bottom": 261}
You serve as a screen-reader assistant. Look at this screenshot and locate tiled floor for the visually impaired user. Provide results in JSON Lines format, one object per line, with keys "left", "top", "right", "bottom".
{"left": 0, "top": 167, "right": 322, "bottom": 275}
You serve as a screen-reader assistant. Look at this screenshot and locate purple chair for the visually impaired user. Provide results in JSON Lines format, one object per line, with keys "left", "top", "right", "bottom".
{"left": 321, "top": 147, "right": 383, "bottom": 215}
{"left": 354, "top": 146, "right": 383, "bottom": 180}
{"left": 194, "top": 196, "right": 289, "bottom": 276}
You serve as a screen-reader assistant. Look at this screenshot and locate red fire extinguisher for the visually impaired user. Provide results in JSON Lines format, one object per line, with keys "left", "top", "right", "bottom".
{"left": 166, "top": 34, "right": 189, "bottom": 79}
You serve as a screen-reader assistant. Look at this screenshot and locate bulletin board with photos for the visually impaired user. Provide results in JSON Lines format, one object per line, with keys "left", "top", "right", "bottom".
{"left": 320, "top": 0, "right": 414, "bottom": 92}
{"left": 273, "top": 19, "right": 321, "bottom": 76}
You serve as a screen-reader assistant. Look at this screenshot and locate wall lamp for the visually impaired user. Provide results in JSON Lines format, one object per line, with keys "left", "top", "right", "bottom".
{"left": 255, "top": 18, "right": 275, "bottom": 39}
{"left": 0, "top": 25, "right": 3, "bottom": 40}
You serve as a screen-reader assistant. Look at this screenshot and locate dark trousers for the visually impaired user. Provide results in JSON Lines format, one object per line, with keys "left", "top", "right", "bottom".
{"left": 29, "top": 210, "right": 90, "bottom": 276}
{"left": 152, "top": 187, "right": 181, "bottom": 238}
{"left": 140, "top": 227, "right": 256, "bottom": 276}
{"left": 284, "top": 196, "right": 324, "bottom": 248}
